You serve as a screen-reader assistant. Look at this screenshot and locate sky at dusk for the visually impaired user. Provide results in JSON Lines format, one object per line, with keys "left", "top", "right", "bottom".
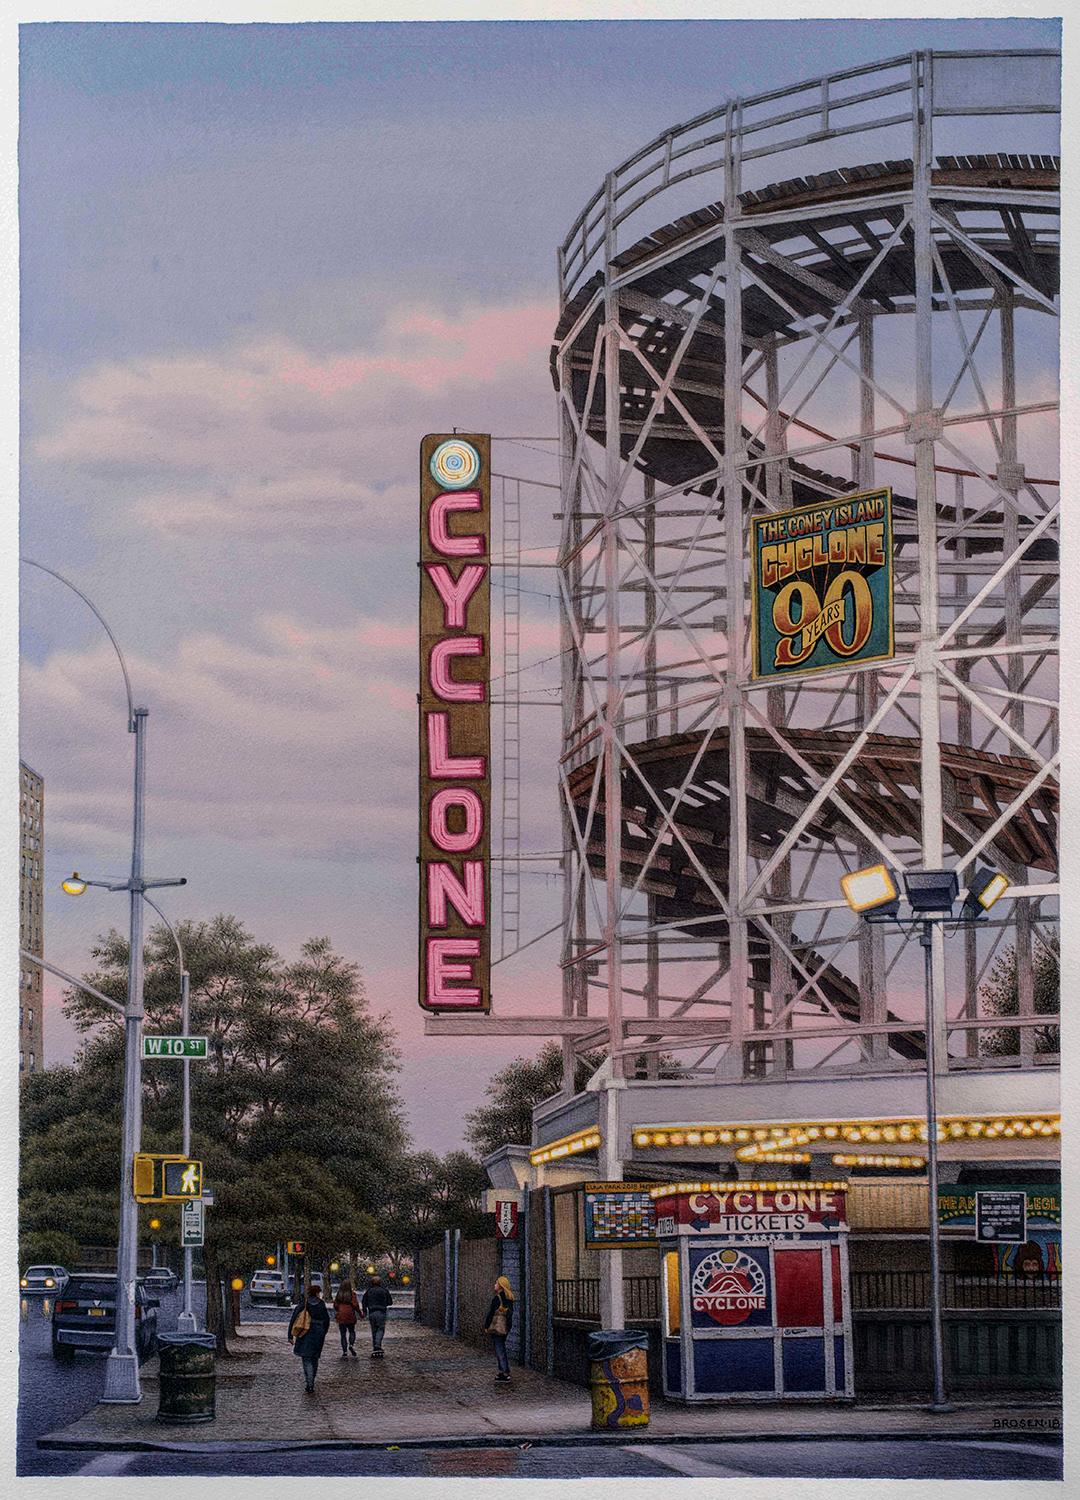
{"left": 18, "top": 14, "right": 1061, "bottom": 1149}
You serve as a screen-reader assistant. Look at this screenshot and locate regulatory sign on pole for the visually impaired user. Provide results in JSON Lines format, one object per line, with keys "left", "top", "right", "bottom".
{"left": 975, "top": 1190, "right": 1027, "bottom": 1243}
{"left": 142, "top": 1035, "right": 208, "bottom": 1059}
{"left": 182, "top": 1200, "right": 204, "bottom": 1247}
{"left": 494, "top": 1201, "right": 519, "bottom": 1239}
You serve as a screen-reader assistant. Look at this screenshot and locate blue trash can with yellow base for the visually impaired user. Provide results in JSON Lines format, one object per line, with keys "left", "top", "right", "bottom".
{"left": 587, "top": 1329, "right": 650, "bottom": 1430}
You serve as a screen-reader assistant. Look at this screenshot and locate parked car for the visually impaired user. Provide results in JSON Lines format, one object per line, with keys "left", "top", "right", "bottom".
{"left": 142, "top": 1266, "right": 179, "bottom": 1293}
{"left": 20, "top": 1265, "right": 69, "bottom": 1296}
{"left": 248, "top": 1269, "right": 288, "bottom": 1305}
{"left": 52, "top": 1274, "right": 159, "bottom": 1362}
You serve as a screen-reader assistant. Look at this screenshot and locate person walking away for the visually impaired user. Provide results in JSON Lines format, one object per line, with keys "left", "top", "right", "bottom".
{"left": 361, "top": 1275, "right": 393, "bottom": 1358}
{"left": 288, "top": 1283, "right": 330, "bottom": 1393}
{"left": 334, "top": 1278, "right": 361, "bottom": 1357}
{"left": 484, "top": 1276, "right": 515, "bottom": 1382}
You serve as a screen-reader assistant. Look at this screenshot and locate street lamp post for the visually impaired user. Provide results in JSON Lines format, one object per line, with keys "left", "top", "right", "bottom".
{"left": 141, "top": 895, "right": 197, "bottom": 1333}
{"left": 841, "top": 863, "right": 1008, "bottom": 1414}
{"left": 23, "top": 559, "right": 185, "bottom": 1403}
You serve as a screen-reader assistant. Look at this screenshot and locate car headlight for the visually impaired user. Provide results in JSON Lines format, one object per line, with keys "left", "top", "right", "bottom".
{"left": 20, "top": 1278, "right": 27, "bottom": 1287}
{"left": 45, "top": 1279, "right": 55, "bottom": 1287}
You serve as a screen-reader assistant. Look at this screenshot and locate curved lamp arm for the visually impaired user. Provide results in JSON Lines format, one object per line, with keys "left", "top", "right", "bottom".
{"left": 21, "top": 556, "right": 136, "bottom": 730}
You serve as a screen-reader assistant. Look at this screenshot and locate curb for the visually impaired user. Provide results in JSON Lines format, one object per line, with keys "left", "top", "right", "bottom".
{"left": 38, "top": 1425, "right": 1064, "bottom": 1456}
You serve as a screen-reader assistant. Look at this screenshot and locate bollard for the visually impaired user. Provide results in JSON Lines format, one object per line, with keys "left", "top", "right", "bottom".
{"left": 157, "top": 1331, "right": 217, "bottom": 1424}
{"left": 587, "top": 1329, "right": 650, "bottom": 1430}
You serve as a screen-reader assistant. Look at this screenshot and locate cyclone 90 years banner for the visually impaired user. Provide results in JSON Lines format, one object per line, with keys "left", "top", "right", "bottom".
{"left": 419, "top": 435, "right": 491, "bottom": 1012}
{"left": 750, "top": 488, "right": 894, "bottom": 680}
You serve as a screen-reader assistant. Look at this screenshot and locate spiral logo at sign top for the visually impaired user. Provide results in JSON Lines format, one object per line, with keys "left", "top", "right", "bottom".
{"left": 430, "top": 439, "right": 481, "bottom": 490}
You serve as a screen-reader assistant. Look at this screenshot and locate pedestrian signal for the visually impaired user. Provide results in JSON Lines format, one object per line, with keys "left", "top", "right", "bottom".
{"left": 162, "top": 1159, "right": 203, "bottom": 1200}
{"left": 286, "top": 1241, "right": 306, "bottom": 1255}
{"left": 133, "top": 1153, "right": 156, "bottom": 1200}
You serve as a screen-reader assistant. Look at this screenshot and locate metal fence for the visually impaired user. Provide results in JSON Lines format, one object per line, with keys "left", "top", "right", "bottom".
{"left": 851, "top": 1270, "right": 1062, "bottom": 1311}
{"left": 554, "top": 1276, "right": 660, "bottom": 1322}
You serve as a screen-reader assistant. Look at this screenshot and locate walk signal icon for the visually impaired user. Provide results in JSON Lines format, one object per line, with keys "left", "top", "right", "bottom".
{"left": 163, "top": 1160, "right": 203, "bottom": 1200}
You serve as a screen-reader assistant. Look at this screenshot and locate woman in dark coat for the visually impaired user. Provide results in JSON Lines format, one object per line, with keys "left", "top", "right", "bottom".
{"left": 483, "top": 1275, "right": 515, "bottom": 1382}
{"left": 288, "top": 1283, "right": 331, "bottom": 1392}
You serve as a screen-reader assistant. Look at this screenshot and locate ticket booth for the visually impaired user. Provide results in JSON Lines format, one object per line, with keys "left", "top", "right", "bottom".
{"left": 654, "top": 1181, "right": 853, "bottom": 1402}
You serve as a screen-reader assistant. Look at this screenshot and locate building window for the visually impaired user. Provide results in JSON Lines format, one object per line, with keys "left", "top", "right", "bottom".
{"left": 28, "top": 1009, "right": 34, "bottom": 1031}
{"left": 19, "top": 1006, "right": 24, "bottom": 1029}
{"left": 19, "top": 1053, "right": 25, "bottom": 1072}
{"left": 29, "top": 1052, "right": 35, "bottom": 1072}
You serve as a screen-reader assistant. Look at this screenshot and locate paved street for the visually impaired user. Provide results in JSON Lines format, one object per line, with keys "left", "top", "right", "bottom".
{"left": 25, "top": 1308, "right": 1062, "bottom": 1480}
{"left": 18, "top": 1283, "right": 214, "bottom": 1477}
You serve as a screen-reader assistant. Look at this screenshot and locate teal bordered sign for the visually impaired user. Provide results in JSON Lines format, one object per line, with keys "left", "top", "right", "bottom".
{"left": 750, "top": 488, "right": 894, "bottom": 680}
{"left": 142, "top": 1035, "right": 208, "bottom": 1059}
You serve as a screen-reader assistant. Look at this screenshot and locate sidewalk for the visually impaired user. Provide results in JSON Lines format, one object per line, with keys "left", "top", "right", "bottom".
{"left": 39, "top": 1320, "right": 1062, "bottom": 1454}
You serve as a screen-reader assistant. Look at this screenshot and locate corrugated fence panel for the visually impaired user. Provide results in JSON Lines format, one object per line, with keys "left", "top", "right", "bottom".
{"left": 528, "top": 1186, "right": 548, "bottom": 1372}
{"left": 418, "top": 1240, "right": 445, "bottom": 1329}
{"left": 457, "top": 1235, "right": 499, "bottom": 1352}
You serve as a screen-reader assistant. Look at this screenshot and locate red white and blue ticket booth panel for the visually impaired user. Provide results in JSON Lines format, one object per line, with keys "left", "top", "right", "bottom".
{"left": 654, "top": 1185, "right": 853, "bottom": 1402}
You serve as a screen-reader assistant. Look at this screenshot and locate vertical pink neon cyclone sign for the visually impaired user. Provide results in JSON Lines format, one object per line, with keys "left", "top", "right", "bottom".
{"left": 419, "top": 435, "right": 491, "bottom": 1012}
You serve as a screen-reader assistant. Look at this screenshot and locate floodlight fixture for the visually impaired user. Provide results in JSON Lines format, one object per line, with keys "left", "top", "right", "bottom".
{"left": 959, "top": 866, "right": 1009, "bottom": 922}
{"left": 840, "top": 864, "right": 899, "bottom": 916}
{"left": 902, "top": 869, "right": 959, "bottom": 914}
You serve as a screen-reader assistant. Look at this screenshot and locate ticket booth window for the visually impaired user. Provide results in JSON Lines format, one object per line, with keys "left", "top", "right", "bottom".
{"left": 663, "top": 1250, "right": 681, "bottom": 1336}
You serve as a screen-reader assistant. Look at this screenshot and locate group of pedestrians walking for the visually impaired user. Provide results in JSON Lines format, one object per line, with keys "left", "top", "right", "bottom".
{"left": 287, "top": 1273, "right": 516, "bottom": 1393}
{"left": 287, "top": 1275, "right": 395, "bottom": 1393}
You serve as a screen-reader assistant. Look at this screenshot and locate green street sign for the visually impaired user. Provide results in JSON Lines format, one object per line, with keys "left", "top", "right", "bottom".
{"left": 142, "top": 1035, "right": 208, "bottom": 1060}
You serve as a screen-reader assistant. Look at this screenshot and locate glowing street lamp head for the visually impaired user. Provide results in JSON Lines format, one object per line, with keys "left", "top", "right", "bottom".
{"left": 61, "top": 872, "right": 88, "bottom": 896}
{"left": 149, "top": 1218, "right": 161, "bottom": 1231}
{"left": 265, "top": 1255, "right": 276, "bottom": 1267}
{"left": 840, "top": 864, "right": 899, "bottom": 915}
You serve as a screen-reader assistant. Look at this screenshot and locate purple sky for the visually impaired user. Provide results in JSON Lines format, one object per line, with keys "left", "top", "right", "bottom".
{"left": 18, "top": 16, "right": 1060, "bottom": 1148}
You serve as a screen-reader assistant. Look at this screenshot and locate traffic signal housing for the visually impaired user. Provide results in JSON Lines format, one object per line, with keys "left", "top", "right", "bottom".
{"left": 132, "top": 1152, "right": 204, "bottom": 1203}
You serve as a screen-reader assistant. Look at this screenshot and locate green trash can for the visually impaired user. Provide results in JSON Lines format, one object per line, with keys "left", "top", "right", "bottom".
{"left": 587, "top": 1329, "right": 650, "bottom": 1430}
{"left": 156, "top": 1332, "right": 217, "bottom": 1424}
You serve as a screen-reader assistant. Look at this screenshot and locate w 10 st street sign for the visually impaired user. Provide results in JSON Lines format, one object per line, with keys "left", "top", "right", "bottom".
{"left": 142, "top": 1035, "right": 208, "bottom": 1059}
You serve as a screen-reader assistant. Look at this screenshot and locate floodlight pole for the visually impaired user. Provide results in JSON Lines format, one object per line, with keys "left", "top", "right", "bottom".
{"left": 918, "top": 918, "right": 950, "bottom": 1412}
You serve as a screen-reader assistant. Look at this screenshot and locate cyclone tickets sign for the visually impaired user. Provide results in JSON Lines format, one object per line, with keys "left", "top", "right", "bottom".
{"left": 655, "top": 1187, "right": 847, "bottom": 1237}
{"left": 691, "top": 1247, "right": 770, "bottom": 1326}
{"left": 750, "top": 488, "right": 893, "bottom": 680}
{"left": 420, "top": 435, "right": 491, "bottom": 1011}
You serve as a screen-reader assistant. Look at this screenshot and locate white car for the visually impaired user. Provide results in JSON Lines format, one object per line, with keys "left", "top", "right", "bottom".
{"left": 249, "top": 1270, "right": 288, "bottom": 1305}
{"left": 21, "top": 1264, "right": 70, "bottom": 1296}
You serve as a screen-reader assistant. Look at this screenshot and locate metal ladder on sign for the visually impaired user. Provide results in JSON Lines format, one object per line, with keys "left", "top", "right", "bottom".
{"left": 499, "top": 476, "right": 521, "bottom": 959}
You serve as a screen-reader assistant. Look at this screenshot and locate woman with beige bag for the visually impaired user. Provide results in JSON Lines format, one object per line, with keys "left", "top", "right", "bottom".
{"left": 287, "top": 1283, "right": 330, "bottom": 1393}
{"left": 482, "top": 1276, "right": 515, "bottom": 1383}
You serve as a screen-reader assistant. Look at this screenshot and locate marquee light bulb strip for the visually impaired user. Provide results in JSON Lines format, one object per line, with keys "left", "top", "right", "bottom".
{"left": 832, "top": 1153, "right": 927, "bottom": 1170}
{"left": 632, "top": 1114, "right": 1059, "bottom": 1156}
{"left": 530, "top": 1128, "right": 602, "bottom": 1166}
{"left": 647, "top": 1180, "right": 849, "bottom": 1199}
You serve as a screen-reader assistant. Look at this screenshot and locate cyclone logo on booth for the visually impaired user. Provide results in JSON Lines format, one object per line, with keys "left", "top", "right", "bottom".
{"left": 430, "top": 439, "right": 481, "bottom": 490}
{"left": 691, "top": 1247, "right": 767, "bottom": 1326}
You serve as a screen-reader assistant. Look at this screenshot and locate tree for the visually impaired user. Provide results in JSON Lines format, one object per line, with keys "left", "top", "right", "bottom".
{"left": 379, "top": 1150, "right": 491, "bottom": 1255}
{"left": 20, "top": 915, "right": 411, "bottom": 1354}
{"left": 980, "top": 933, "right": 1059, "bottom": 1058}
{"left": 465, "top": 1042, "right": 604, "bottom": 1158}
